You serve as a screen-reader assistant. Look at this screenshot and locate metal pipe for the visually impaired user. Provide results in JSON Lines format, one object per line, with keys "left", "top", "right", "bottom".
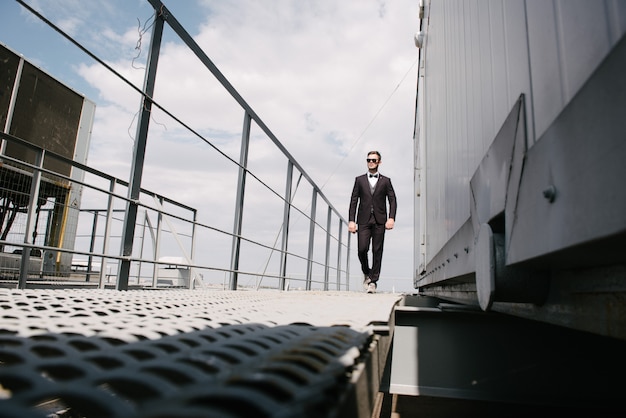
{"left": 336, "top": 219, "right": 343, "bottom": 290}
{"left": 306, "top": 190, "right": 317, "bottom": 290}
{"left": 346, "top": 231, "right": 352, "bottom": 291}
{"left": 324, "top": 206, "right": 332, "bottom": 290}
{"left": 229, "top": 111, "right": 252, "bottom": 290}
{"left": 18, "top": 149, "right": 44, "bottom": 288}
{"left": 1, "top": 56, "right": 24, "bottom": 155}
{"left": 189, "top": 209, "right": 198, "bottom": 289}
{"left": 98, "top": 179, "right": 115, "bottom": 288}
{"left": 154, "top": 198, "right": 164, "bottom": 287}
{"left": 86, "top": 211, "right": 98, "bottom": 282}
{"left": 279, "top": 161, "right": 294, "bottom": 290}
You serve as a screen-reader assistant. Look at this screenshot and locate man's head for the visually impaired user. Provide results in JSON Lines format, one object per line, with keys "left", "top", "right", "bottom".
{"left": 366, "top": 151, "right": 381, "bottom": 172}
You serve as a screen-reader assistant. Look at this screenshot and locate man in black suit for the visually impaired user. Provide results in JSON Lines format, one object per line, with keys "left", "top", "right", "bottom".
{"left": 348, "top": 151, "right": 397, "bottom": 293}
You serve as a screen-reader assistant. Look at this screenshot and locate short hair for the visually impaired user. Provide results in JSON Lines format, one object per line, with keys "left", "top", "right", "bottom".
{"left": 367, "top": 150, "right": 381, "bottom": 160}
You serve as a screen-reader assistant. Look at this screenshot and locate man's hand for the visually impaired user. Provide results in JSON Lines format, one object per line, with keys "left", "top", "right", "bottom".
{"left": 348, "top": 221, "right": 357, "bottom": 233}
{"left": 385, "top": 218, "right": 395, "bottom": 230}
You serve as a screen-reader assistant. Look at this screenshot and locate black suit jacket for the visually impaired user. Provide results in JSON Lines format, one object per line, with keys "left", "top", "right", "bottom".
{"left": 349, "top": 174, "right": 397, "bottom": 225}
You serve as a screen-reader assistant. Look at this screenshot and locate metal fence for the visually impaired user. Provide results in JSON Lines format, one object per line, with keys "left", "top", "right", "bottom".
{"left": 0, "top": 0, "right": 351, "bottom": 291}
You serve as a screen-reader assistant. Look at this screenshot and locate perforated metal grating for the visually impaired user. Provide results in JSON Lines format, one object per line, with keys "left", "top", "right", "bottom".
{"left": 0, "top": 289, "right": 401, "bottom": 417}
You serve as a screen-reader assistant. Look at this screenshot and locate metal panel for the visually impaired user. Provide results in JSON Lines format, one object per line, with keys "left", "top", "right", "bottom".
{"left": 527, "top": 0, "right": 624, "bottom": 140}
{"left": 526, "top": 0, "right": 563, "bottom": 140}
{"left": 73, "top": 99, "right": 95, "bottom": 168}
{"left": 415, "top": 0, "right": 626, "bottom": 338}
{"left": 389, "top": 296, "right": 626, "bottom": 408}
{"left": 6, "top": 61, "right": 83, "bottom": 178}
{"left": 420, "top": 0, "right": 534, "bottom": 264}
{"left": 502, "top": 0, "right": 533, "bottom": 146}
{"left": 608, "top": 0, "right": 626, "bottom": 41}
{"left": 557, "top": 1, "right": 612, "bottom": 102}
{"left": 507, "top": 34, "right": 626, "bottom": 265}
{"left": 417, "top": 0, "right": 626, "bottom": 275}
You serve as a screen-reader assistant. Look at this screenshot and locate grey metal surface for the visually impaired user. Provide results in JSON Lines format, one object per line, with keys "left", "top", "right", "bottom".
{"left": 415, "top": 0, "right": 626, "bottom": 274}
{"left": 506, "top": 34, "right": 626, "bottom": 266}
{"left": 0, "top": 288, "right": 401, "bottom": 417}
{"left": 414, "top": 0, "right": 626, "bottom": 340}
{"left": 118, "top": 9, "right": 164, "bottom": 290}
{"left": 229, "top": 112, "right": 252, "bottom": 289}
{"left": 388, "top": 296, "right": 626, "bottom": 410}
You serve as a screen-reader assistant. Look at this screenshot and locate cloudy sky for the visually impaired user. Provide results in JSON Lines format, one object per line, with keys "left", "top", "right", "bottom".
{"left": 1, "top": 0, "right": 418, "bottom": 292}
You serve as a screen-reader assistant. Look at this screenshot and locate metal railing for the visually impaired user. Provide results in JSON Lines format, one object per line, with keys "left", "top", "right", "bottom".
{"left": 1, "top": 0, "right": 352, "bottom": 291}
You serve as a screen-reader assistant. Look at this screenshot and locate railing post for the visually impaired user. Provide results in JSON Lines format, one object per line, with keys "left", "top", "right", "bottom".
{"left": 279, "top": 161, "right": 294, "bottom": 290}
{"left": 1, "top": 56, "right": 23, "bottom": 155}
{"left": 305, "top": 190, "right": 317, "bottom": 290}
{"left": 152, "top": 197, "right": 164, "bottom": 288}
{"left": 229, "top": 111, "right": 252, "bottom": 290}
{"left": 98, "top": 179, "right": 115, "bottom": 288}
{"left": 336, "top": 218, "right": 343, "bottom": 290}
{"left": 324, "top": 206, "right": 332, "bottom": 291}
{"left": 189, "top": 209, "right": 197, "bottom": 289}
{"left": 118, "top": 9, "right": 164, "bottom": 290}
{"left": 86, "top": 211, "right": 98, "bottom": 282}
{"left": 18, "top": 148, "right": 44, "bottom": 289}
{"left": 346, "top": 230, "right": 352, "bottom": 291}
{"left": 139, "top": 213, "right": 148, "bottom": 285}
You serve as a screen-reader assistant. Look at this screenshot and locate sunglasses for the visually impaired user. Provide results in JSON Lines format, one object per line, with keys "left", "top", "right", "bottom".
{"left": 366, "top": 158, "right": 379, "bottom": 163}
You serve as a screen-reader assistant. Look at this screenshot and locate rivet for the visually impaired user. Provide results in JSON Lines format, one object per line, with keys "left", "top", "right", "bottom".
{"left": 543, "top": 185, "right": 557, "bottom": 203}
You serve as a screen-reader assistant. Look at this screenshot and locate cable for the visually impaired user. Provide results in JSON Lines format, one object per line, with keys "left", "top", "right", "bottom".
{"left": 131, "top": 14, "right": 157, "bottom": 70}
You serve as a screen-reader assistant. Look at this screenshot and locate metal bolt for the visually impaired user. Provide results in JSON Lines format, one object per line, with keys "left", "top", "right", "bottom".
{"left": 543, "top": 185, "right": 557, "bottom": 203}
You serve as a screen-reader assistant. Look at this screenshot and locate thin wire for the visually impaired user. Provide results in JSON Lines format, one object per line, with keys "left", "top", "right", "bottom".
{"left": 132, "top": 14, "right": 157, "bottom": 69}
{"left": 127, "top": 107, "right": 168, "bottom": 142}
{"left": 127, "top": 13, "right": 167, "bottom": 140}
{"left": 320, "top": 56, "right": 418, "bottom": 192}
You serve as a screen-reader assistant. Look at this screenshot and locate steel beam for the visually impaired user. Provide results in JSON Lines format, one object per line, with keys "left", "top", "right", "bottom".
{"left": 18, "top": 149, "right": 44, "bottom": 289}
{"left": 117, "top": 9, "right": 164, "bottom": 290}
{"left": 324, "top": 206, "right": 332, "bottom": 290}
{"left": 279, "top": 161, "right": 294, "bottom": 290}
{"left": 229, "top": 111, "right": 252, "bottom": 290}
{"left": 306, "top": 190, "right": 317, "bottom": 290}
{"left": 336, "top": 218, "right": 343, "bottom": 290}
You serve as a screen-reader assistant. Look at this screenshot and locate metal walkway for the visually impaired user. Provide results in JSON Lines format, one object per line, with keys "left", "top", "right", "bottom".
{"left": 0, "top": 288, "right": 402, "bottom": 418}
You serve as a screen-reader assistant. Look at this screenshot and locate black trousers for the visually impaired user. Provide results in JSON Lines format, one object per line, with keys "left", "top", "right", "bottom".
{"left": 357, "top": 215, "right": 386, "bottom": 282}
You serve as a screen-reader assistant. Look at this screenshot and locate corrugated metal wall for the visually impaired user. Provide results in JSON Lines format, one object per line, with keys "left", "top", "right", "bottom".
{"left": 416, "top": 0, "right": 626, "bottom": 271}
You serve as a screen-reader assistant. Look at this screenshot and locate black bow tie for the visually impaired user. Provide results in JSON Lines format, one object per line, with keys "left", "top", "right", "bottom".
{"left": 369, "top": 174, "right": 378, "bottom": 178}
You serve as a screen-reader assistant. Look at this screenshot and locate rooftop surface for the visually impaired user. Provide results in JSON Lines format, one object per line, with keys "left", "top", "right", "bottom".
{"left": 0, "top": 288, "right": 403, "bottom": 417}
